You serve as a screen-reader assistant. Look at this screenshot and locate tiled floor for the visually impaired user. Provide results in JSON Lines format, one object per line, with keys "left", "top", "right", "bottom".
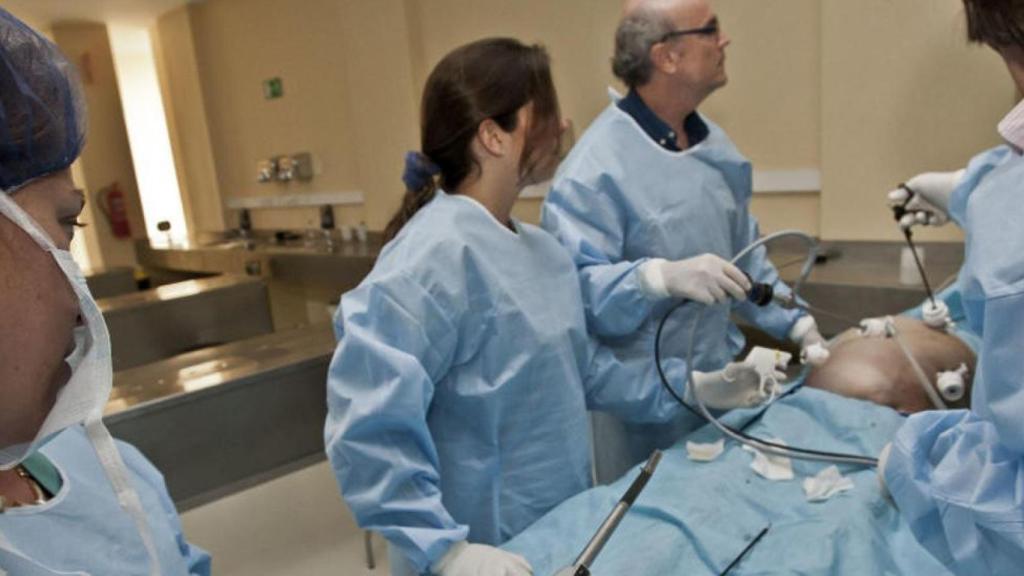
{"left": 180, "top": 462, "right": 389, "bottom": 575}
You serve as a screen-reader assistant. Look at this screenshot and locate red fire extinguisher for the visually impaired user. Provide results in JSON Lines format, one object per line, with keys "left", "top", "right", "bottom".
{"left": 96, "top": 182, "right": 132, "bottom": 239}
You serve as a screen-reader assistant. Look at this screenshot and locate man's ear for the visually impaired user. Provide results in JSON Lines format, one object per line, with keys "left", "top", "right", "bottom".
{"left": 649, "top": 42, "right": 678, "bottom": 75}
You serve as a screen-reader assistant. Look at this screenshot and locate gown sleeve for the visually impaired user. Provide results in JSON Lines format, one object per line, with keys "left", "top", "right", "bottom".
{"left": 542, "top": 176, "right": 659, "bottom": 338}
{"left": 324, "top": 273, "right": 467, "bottom": 574}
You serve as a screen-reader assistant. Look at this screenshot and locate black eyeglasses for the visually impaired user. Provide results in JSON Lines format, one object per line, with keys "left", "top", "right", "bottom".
{"left": 656, "top": 20, "right": 720, "bottom": 43}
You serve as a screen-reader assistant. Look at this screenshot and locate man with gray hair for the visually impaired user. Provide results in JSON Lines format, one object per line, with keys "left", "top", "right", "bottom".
{"left": 542, "top": 0, "right": 827, "bottom": 482}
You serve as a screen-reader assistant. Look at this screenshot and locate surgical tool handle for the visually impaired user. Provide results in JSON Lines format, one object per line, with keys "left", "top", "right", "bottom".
{"left": 571, "top": 451, "right": 662, "bottom": 571}
{"left": 892, "top": 184, "right": 937, "bottom": 306}
{"left": 902, "top": 227, "right": 937, "bottom": 306}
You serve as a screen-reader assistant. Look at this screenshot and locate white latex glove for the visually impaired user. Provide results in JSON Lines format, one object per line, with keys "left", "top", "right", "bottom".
{"left": 690, "top": 361, "right": 780, "bottom": 410}
{"left": 887, "top": 170, "right": 965, "bottom": 230}
{"left": 789, "top": 316, "right": 830, "bottom": 366}
{"left": 639, "top": 255, "right": 751, "bottom": 305}
{"left": 877, "top": 442, "right": 893, "bottom": 500}
{"left": 432, "top": 542, "right": 533, "bottom": 576}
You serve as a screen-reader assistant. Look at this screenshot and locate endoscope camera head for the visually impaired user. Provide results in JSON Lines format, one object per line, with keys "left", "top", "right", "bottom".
{"left": 747, "top": 282, "right": 775, "bottom": 307}
{"left": 743, "top": 272, "right": 776, "bottom": 307}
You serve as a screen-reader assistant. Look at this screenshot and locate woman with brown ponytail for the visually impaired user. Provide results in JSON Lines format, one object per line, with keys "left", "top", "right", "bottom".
{"left": 324, "top": 38, "right": 689, "bottom": 576}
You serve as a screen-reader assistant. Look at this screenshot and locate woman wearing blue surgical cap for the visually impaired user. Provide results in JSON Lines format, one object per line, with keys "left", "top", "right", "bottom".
{"left": 324, "top": 38, "right": 710, "bottom": 576}
{"left": 0, "top": 9, "right": 210, "bottom": 575}
{"left": 878, "top": 1, "right": 1024, "bottom": 573}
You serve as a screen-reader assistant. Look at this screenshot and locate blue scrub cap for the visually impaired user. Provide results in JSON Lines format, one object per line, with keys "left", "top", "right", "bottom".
{"left": 0, "top": 8, "right": 86, "bottom": 193}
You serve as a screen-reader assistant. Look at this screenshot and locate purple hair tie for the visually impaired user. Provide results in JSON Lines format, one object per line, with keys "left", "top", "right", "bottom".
{"left": 402, "top": 151, "right": 441, "bottom": 191}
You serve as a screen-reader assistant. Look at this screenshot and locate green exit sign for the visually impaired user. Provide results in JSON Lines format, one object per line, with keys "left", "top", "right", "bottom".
{"left": 263, "top": 77, "right": 284, "bottom": 100}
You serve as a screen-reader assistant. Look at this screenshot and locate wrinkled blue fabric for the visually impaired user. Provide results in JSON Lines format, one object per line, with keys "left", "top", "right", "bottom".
{"left": 0, "top": 426, "right": 211, "bottom": 575}
{"left": 325, "top": 191, "right": 685, "bottom": 575}
{"left": 541, "top": 99, "right": 804, "bottom": 481}
{"left": 947, "top": 146, "right": 1015, "bottom": 228}
{"left": 0, "top": 8, "right": 86, "bottom": 192}
{"left": 886, "top": 146, "right": 1024, "bottom": 575}
{"left": 503, "top": 388, "right": 951, "bottom": 576}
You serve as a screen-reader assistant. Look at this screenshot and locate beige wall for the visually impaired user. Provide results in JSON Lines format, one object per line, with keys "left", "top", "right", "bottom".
{"left": 821, "top": 0, "right": 1015, "bottom": 241}
{"left": 156, "top": 0, "right": 1017, "bottom": 241}
{"left": 52, "top": 22, "right": 144, "bottom": 269}
{"left": 7, "top": 11, "right": 52, "bottom": 39}
{"left": 159, "top": 0, "right": 626, "bottom": 232}
{"left": 152, "top": 8, "right": 226, "bottom": 235}
{"left": 704, "top": 0, "right": 822, "bottom": 235}
{"left": 334, "top": 0, "right": 421, "bottom": 230}
{"left": 406, "top": 0, "right": 624, "bottom": 133}
{"left": 175, "top": 0, "right": 418, "bottom": 232}
{"left": 704, "top": 0, "right": 821, "bottom": 170}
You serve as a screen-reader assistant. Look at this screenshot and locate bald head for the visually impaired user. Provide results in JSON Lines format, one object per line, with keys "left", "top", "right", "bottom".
{"left": 612, "top": 1, "right": 677, "bottom": 87}
{"left": 613, "top": 0, "right": 726, "bottom": 105}
{"left": 623, "top": 0, "right": 694, "bottom": 18}
{"left": 613, "top": 0, "right": 717, "bottom": 87}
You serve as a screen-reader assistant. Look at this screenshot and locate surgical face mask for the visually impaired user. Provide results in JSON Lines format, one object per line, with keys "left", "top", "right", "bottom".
{"left": 0, "top": 192, "right": 163, "bottom": 575}
{"left": 0, "top": 193, "right": 113, "bottom": 469}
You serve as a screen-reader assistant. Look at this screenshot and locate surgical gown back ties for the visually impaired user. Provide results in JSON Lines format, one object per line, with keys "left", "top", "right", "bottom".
{"left": 324, "top": 191, "right": 684, "bottom": 576}
{"left": 0, "top": 426, "right": 211, "bottom": 575}
{"left": 541, "top": 102, "right": 803, "bottom": 480}
{"left": 885, "top": 145, "right": 1024, "bottom": 575}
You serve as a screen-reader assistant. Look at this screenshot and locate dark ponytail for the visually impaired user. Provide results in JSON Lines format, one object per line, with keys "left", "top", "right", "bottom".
{"left": 382, "top": 37, "right": 559, "bottom": 243}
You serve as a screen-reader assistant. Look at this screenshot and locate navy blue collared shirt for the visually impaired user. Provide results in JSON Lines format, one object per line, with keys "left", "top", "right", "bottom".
{"left": 616, "top": 89, "right": 710, "bottom": 151}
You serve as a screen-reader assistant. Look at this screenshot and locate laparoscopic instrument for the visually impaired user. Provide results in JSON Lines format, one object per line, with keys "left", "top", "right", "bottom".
{"left": 655, "top": 229, "right": 880, "bottom": 467}
{"left": 885, "top": 185, "right": 961, "bottom": 409}
{"left": 891, "top": 184, "right": 937, "bottom": 307}
{"left": 553, "top": 451, "right": 663, "bottom": 576}
{"left": 890, "top": 183, "right": 955, "bottom": 332}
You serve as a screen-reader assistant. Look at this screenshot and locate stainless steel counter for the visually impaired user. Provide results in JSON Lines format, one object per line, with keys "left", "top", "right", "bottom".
{"left": 137, "top": 237, "right": 381, "bottom": 327}
{"left": 106, "top": 324, "right": 336, "bottom": 509}
{"left": 771, "top": 241, "right": 962, "bottom": 335}
{"left": 99, "top": 275, "right": 274, "bottom": 371}
{"left": 137, "top": 235, "right": 961, "bottom": 337}
{"left": 85, "top": 266, "right": 136, "bottom": 299}
{"left": 137, "top": 237, "right": 380, "bottom": 281}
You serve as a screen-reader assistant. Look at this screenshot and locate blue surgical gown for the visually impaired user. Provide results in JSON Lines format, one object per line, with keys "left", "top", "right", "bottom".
{"left": 0, "top": 426, "right": 211, "bottom": 575}
{"left": 324, "top": 191, "right": 685, "bottom": 575}
{"left": 885, "top": 145, "right": 1024, "bottom": 575}
{"left": 541, "top": 102, "right": 804, "bottom": 481}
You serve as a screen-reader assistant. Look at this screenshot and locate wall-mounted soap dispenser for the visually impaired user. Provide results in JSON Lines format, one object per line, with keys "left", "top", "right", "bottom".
{"left": 256, "top": 158, "right": 277, "bottom": 183}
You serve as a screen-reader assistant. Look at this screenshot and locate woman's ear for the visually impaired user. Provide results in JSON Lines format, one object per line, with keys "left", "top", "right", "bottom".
{"left": 476, "top": 118, "right": 510, "bottom": 158}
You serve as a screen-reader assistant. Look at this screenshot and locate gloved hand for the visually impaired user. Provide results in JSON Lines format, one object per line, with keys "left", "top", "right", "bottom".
{"left": 877, "top": 442, "right": 893, "bottom": 500}
{"left": 689, "top": 361, "right": 781, "bottom": 410}
{"left": 887, "top": 170, "right": 965, "bottom": 230}
{"left": 639, "top": 255, "right": 751, "bottom": 305}
{"left": 432, "top": 542, "right": 533, "bottom": 576}
{"left": 789, "top": 316, "right": 830, "bottom": 367}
